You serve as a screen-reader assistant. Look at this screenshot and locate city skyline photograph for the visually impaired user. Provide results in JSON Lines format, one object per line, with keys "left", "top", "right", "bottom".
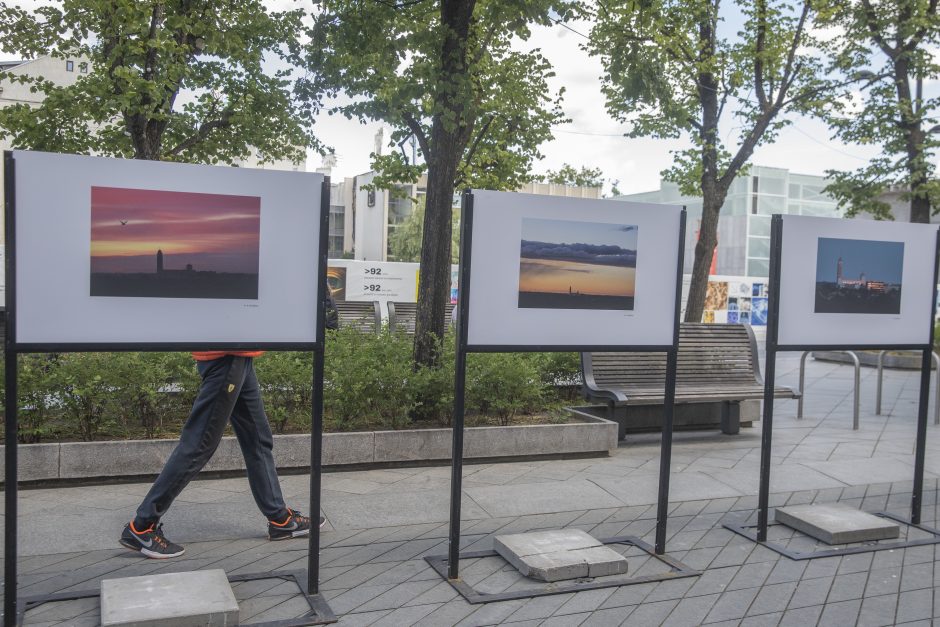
{"left": 90, "top": 186, "right": 261, "bottom": 299}
{"left": 814, "top": 236, "right": 904, "bottom": 314}
{"left": 517, "top": 217, "right": 637, "bottom": 310}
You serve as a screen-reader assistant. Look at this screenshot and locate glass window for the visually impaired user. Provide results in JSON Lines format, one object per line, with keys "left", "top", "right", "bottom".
{"left": 760, "top": 176, "right": 786, "bottom": 196}
{"left": 79, "top": 62, "right": 88, "bottom": 73}
{"left": 748, "top": 258, "right": 770, "bottom": 277}
{"left": 748, "top": 236, "right": 770, "bottom": 258}
{"left": 66, "top": 60, "right": 74, "bottom": 72}
{"left": 788, "top": 183, "right": 801, "bottom": 199}
{"left": 802, "top": 184, "right": 827, "bottom": 201}
{"left": 749, "top": 215, "right": 771, "bottom": 236}
{"left": 757, "top": 195, "right": 785, "bottom": 215}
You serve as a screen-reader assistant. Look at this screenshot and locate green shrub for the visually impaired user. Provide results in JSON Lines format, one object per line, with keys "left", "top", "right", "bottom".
{"left": 256, "top": 351, "right": 313, "bottom": 433}
{"left": 110, "top": 352, "right": 199, "bottom": 439}
{"left": 55, "top": 352, "right": 124, "bottom": 441}
{"left": 323, "top": 327, "right": 416, "bottom": 430}
{"left": 16, "top": 354, "right": 62, "bottom": 443}
{"left": 466, "top": 352, "right": 545, "bottom": 426}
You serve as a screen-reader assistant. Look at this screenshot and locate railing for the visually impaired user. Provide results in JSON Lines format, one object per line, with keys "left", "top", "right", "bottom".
{"left": 875, "top": 350, "right": 940, "bottom": 425}
{"left": 798, "top": 350, "right": 860, "bottom": 430}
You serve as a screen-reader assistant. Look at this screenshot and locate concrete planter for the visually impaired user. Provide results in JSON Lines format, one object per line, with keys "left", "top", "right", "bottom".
{"left": 812, "top": 350, "right": 932, "bottom": 370}
{"left": 0, "top": 411, "right": 616, "bottom": 484}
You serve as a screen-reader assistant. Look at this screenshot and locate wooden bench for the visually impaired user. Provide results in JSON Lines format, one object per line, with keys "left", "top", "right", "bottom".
{"left": 582, "top": 323, "right": 799, "bottom": 439}
{"left": 387, "top": 301, "right": 456, "bottom": 334}
{"left": 335, "top": 301, "right": 382, "bottom": 334}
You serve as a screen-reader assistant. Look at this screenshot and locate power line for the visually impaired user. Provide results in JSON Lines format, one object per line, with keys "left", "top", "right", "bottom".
{"left": 789, "top": 124, "right": 870, "bottom": 161}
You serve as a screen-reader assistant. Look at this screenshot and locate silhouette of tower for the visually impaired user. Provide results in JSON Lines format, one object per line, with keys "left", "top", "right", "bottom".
{"left": 156, "top": 249, "right": 164, "bottom": 274}
{"left": 836, "top": 256, "right": 843, "bottom": 285}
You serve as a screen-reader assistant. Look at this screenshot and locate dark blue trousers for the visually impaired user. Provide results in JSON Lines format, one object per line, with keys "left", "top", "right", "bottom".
{"left": 135, "top": 356, "right": 289, "bottom": 526}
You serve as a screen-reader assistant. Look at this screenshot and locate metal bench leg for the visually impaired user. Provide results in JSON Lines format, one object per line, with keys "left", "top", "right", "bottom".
{"left": 720, "top": 402, "right": 740, "bottom": 435}
{"left": 607, "top": 402, "right": 628, "bottom": 441}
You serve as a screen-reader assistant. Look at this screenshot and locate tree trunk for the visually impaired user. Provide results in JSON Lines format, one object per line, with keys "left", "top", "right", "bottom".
{"left": 414, "top": 138, "right": 459, "bottom": 369}
{"left": 684, "top": 191, "right": 725, "bottom": 322}
{"left": 412, "top": 0, "right": 475, "bottom": 373}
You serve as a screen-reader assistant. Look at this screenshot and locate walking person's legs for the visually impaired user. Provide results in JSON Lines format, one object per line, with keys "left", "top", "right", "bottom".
{"left": 229, "top": 358, "right": 323, "bottom": 539}
{"left": 120, "top": 356, "right": 248, "bottom": 558}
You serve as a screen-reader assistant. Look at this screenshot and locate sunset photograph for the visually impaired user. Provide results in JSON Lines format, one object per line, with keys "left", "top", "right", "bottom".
{"left": 90, "top": 186, "right": 261, "bottom": 299}
{"left": 517, "top": 217, "right": 638, "bottom": 310}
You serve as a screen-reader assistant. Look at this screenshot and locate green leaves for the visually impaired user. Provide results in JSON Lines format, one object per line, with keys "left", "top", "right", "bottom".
{"left": 814, "top": 0, "right": 940, "bottom": 221}
{"left": 0, "top": 0, "right": 319, "bottom": 163}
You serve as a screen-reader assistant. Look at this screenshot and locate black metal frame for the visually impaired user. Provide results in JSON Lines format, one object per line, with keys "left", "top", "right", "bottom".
{"left": 1, "top": 152, "right": 336, "bottom": 626}
{"left": 425, "top": 535, "right": 700, "bottom": 604}
{"left": 725, "top": 214, "right": 940, "bottom": 556}
{"left": 725, "top": 511, "right": 940, "bottom": 560}
{"left": 442, "top": 190, "right": 690, "bottom": 595}
{"left": 14, "top": 570, "right": 335, "bottom": 626}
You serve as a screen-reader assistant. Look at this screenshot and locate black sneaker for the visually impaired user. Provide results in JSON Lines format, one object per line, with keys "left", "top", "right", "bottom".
{"left": 268, "top": 509, "right": 324, "bottom": 540}
{"left": 120, "top": 522, "right": 185, "bottom": 559}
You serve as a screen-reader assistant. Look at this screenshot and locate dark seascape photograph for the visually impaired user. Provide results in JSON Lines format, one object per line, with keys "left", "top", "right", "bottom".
{"left": 518, "top": 217, "right": 637, "bottom": 311}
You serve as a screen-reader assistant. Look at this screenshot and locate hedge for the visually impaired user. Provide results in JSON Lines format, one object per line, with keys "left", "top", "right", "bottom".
{"left": 0, "top": 328, "right": 582, "bottom": 443}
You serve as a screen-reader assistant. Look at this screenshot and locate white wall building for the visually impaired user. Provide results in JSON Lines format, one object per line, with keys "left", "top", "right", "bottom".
{"left": 614, "top": 166, "right": 842, "bottom": 277}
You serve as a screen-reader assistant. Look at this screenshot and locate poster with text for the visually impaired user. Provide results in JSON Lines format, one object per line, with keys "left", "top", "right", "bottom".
{"left": 11, "top": 150, "right": 324, "bottom": 345}
{"left": 464, "top": 190, "right": 682, "bottom": 347}
{"left": 778, "top": 215, "right": 937, "bottom": 346}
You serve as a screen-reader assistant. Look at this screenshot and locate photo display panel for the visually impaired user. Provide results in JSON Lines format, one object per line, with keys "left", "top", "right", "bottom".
{"left": 777, "top": 214, "right": 938, "bottom": 347}
{"left": 465, "top": 190, "right": 682, "bottom": 348}
{"left": 12, "top": 150, "right": 323, "bottom": 345}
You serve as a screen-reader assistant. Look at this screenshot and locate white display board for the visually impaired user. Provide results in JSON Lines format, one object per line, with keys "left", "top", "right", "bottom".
{"left": 11, "top": 150, "right": 324, "bottom": 345}
{"left": 465, "top": 190, "right": 682, "bottom": 348}
{"left": 777, "top": 214, "right": 938, "bottom": 347}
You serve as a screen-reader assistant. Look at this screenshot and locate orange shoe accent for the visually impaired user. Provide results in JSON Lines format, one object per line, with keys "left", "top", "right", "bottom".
{"left": 130, "top": 521, "right": 154, "bottom": 534}
{"left": 269, "top": 509, "right": 294, "bottom": 527}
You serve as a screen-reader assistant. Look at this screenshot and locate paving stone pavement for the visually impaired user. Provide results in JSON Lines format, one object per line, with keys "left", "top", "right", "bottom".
{"left": 2, "top": 353, "right": 940, "bottom": 625}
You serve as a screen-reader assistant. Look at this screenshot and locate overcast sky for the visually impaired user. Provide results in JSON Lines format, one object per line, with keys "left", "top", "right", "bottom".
{"left": 312, "top": 16, "right": 925, "bottom": 196}
{"left": 4, "top": 2, "right": 936, "bottom": 196}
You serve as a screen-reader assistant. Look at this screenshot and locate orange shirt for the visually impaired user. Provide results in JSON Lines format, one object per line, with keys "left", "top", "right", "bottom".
{"left": 191, "top": 351, "right": 265, "bottom": 361}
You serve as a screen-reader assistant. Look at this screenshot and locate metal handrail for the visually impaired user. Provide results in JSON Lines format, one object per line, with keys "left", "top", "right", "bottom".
{"left": 798, "top": 350, "right": 860, "bottom": 430}
{"left": 876, "top": 350, "right": 940, "bottom": 425}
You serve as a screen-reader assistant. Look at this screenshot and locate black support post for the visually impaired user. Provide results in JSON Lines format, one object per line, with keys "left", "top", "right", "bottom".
{"left": 447, "top": 191, "right": 474, "bottom": 580}
{"left": 307, "top": 178, "right": 331, "bottom": 595}
{"left": 911, "top": 228, "right": 940, "bottom": 524}
{"left": 4, "top": 151, "right": 16, "bottom": 627}
{"left": 757, "top": 215, "right": 783, "bottom": 542}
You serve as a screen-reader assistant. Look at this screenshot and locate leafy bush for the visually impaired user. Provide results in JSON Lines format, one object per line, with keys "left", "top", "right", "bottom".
{"left": 55, "top": 352, "right": 123, "bottom": 441}
{"left": 323, "top": 327, "right": 417, "bottom": 430}
{"left": 0, "top": 327, "right": 579, "bottom": 441}
{"left": 465, "top": 352, "right": 545, "bottom": 426}
{"left": 256, "top": 351, "right": 313, "bottom": 434}
{"left": 16, "top": 354, "right": 62, "bottom": 443}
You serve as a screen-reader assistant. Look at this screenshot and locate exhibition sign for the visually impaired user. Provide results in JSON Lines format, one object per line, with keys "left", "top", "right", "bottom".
{"left": 4, "top": 151, "right": 335, "bottom": 626}
{"left": 464, "top": 190, "right": 684, "bottom": 349}
{"left": 777, "top": 215, "right": 937, "bottom": 348}
{"left": 10, "top": 150, "right": 324, "bottom": 348}
{"left": 724, "top": 213, "right": 940, "bottom": 559}
{"left": 432, "top": 189, "right": 690, "bottom": 601}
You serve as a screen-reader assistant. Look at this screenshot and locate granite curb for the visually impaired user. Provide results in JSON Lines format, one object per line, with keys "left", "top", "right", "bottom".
{"left": 0, "top": 411, "right": 617, "bottom": 483}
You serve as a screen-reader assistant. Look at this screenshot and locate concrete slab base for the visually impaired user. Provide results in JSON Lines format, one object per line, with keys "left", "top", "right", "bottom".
{"left": 100, "top": 569, "right": 238, "bottom": 626}
{"left": 775, "top": 503, "right": 901, "bottom": 545}
{"left": 494, "top": 529, "right": 628, "bottom": 582}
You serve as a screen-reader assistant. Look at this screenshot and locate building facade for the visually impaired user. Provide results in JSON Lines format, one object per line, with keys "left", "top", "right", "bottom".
{"left": 614, "top": 166, "right": 842, "bottom": 277}
{"left": 328, "top": 172, "right": 603, "bottom": 262}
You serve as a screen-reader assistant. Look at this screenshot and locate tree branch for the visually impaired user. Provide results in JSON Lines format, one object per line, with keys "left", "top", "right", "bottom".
{"left": 754, "top": 0, "right": 768, "bottom": 109}
{"left": 402, "top": 111, "right": 431, "bottom": 161}
{"left": 905, "top": 0, "right": 938, "bottom": 52}
{"left": 460, "top": 113, "right": 495, "bottom": 170}
{"left": 777, "top": 0, "right": 810, "bottom": 108}
{"left": 167, "top": 108, "right": 235, "bottom": 156}
{"left": 861, "top": 0, "right": 897, "bottom": 57}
